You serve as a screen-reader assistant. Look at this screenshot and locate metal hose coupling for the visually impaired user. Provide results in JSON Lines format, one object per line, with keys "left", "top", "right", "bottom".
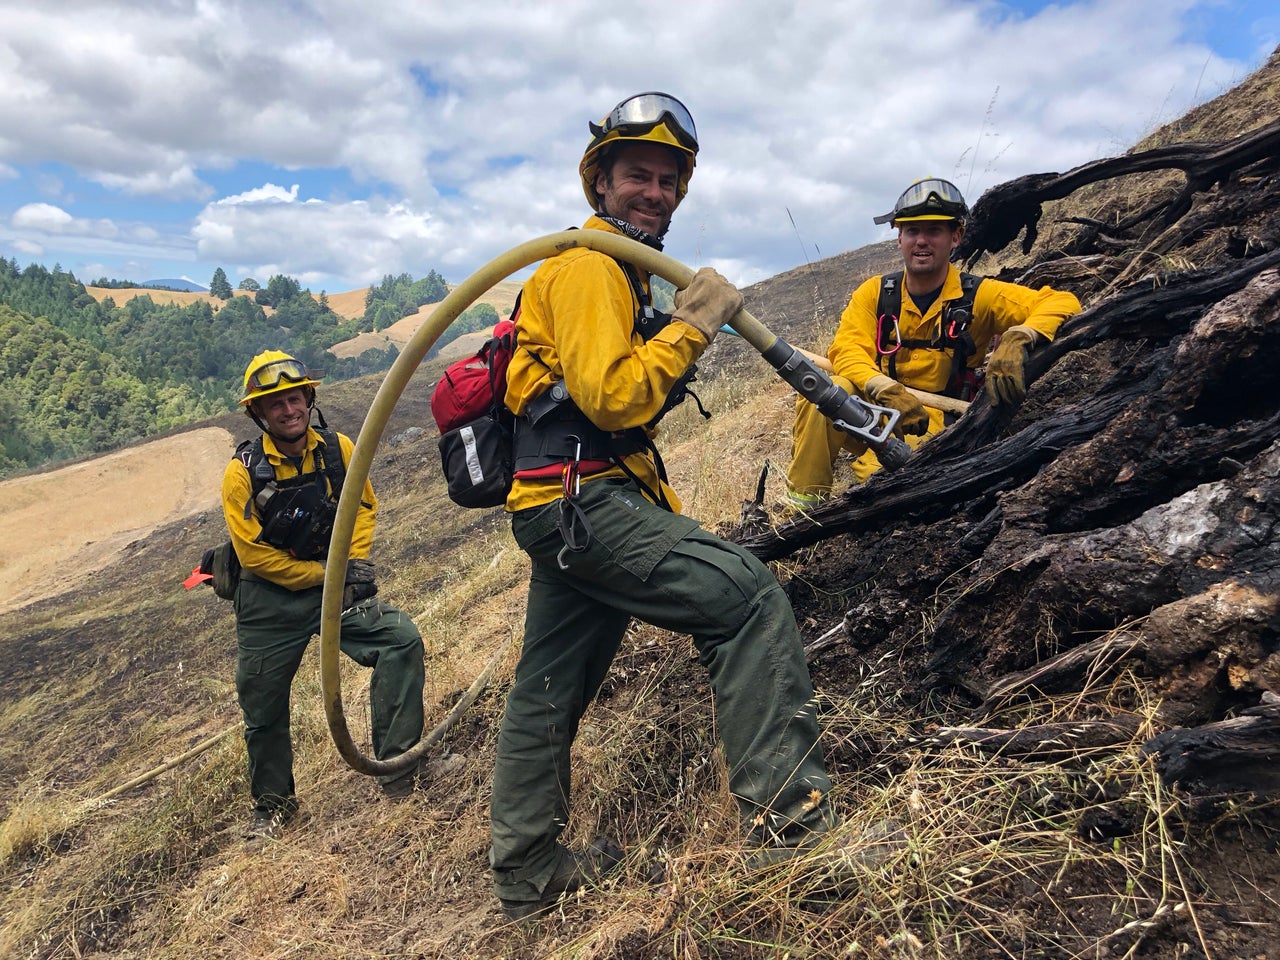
{"left": 759, "top": 338, "right": 912, "bottom": 470}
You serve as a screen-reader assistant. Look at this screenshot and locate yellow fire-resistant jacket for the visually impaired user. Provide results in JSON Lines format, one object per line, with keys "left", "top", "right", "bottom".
{"left": 503, "top": 216, "right": 711, "bottom": 513}
{"left": 221, "top": 427, "right": 375, "bottom": 591}
{"left": 828, "top": 264, "right": 1081, "bottom": 397}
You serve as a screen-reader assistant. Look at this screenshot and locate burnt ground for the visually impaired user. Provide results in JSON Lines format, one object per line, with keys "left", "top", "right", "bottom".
{"left": 720, "top": 50, "right": 1280, "bottom": 960}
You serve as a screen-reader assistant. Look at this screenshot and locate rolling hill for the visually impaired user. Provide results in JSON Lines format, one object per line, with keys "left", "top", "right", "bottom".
{"left": 83, "top": 277, "right": 524, "bottom": 363}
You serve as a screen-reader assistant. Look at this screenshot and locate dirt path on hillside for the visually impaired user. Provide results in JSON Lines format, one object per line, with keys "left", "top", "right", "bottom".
{"left": 327, "top": 279, "right": 523, "bottom": 360}
{"left": 0, "top": 428, "right": 235, "bottom": 614}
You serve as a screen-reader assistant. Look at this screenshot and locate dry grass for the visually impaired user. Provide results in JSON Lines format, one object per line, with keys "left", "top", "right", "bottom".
{"left": 516, "top": 659, "right": 1231, "bottom": 960}
{"left": 83, "top": 286, "right": 265, "bottom": 313}
{"left": 2, "top": 339, "right": 1276, "bottom": 959}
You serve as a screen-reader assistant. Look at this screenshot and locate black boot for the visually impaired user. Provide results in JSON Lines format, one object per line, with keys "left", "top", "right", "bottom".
{"left": 500, "top": 836, "right": 624, "bottom": 922}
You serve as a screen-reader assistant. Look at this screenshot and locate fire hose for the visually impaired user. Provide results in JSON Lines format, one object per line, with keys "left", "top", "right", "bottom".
{"left": 319, "top": 230, "right": 914, "bottom": 775}
{"left": 718, "top": 326, "right": 971, "bottom": 416}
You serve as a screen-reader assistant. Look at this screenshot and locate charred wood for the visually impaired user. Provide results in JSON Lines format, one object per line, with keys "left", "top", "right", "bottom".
{"left": 922, "top": 716, "right": 1143, "bottom": 762}
{"left": 922, "top": 445, "right": 1280, "bottom": 702}
{"left": 780, "top": 271, "right": 1280, "bottom": 721}
{"left": 979, "top": 631, "right": 1149, "bottom": 707}
{"left": 1143, "top": 694, "right": 1280, "bottom": 794}
{"left": 958, "top": 117, "right": 1280, "bottom": 264}
{"left": 738, "top": 255, "right": 1280, "bottom": 561}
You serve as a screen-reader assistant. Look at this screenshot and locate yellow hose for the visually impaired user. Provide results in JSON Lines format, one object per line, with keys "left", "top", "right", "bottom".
{"left": 318, "top": 230, "right": 857, "bottom": 773}
{"left": 84, "top": 725, "right": 238, "bottom": 808}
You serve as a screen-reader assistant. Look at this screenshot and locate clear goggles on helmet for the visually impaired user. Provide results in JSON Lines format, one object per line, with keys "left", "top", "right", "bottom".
{"left": 873, "top": 178, "right": 967, "bottom": 224}
{"left": 589, "top": 92, "right": 698, "bottom": 152}
{"left": 246, "top": 357, "right": 311, "bottom": 393}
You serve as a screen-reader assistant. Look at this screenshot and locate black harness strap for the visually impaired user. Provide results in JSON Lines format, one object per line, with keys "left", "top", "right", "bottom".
{"left": 238, "top": 428, "right": 353, "bottom": 520}
{"left": 874, "top": 270, "right": 983, "bottom": 397}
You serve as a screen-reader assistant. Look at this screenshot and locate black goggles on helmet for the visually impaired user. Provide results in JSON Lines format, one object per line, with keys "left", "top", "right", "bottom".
{"left": 246, "top": 357, "right": 312, "bottom": 393}
{"left": 873, "top": 178, "right": 968, "bottom": 224}
{"left": 589, "top": 92, "right": 698, "bottom": 152}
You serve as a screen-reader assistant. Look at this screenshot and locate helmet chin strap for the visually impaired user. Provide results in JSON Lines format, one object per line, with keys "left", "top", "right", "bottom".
{"left": 276, "top": 424, "right": 311, "bottom": 445}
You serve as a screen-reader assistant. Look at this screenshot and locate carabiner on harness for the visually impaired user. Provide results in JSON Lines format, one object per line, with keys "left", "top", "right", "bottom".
{"left": 556, "top": 436, "right": 594, "bottom": 570}
{"left": 945, "top": 302, "right": 973, "bottom": 341}
{"left": 876, "top": 313, "right": 901, "bottom": 356}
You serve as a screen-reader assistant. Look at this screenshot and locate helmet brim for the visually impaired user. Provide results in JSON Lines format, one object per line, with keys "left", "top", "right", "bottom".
{"left": 892, "top": 213, "right": 964, "bottom": 224}
{"left": 239, "top": 380, "right": 320, "bottom": 406}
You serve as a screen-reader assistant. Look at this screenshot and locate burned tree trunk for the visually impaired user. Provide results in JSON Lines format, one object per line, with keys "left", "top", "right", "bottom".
{"left": 916, "top": 274, "right": 1280, "bottom": 696}
{"left": 739, "top": 253, "right": 1280, "bottom": 560}
{"left": 923, "top": 716, "right": 1145, "bottom": 763}
{"left": 1144, "top": 693, "right": 1280, "bottom": 794}
{"left": 956, "top": 116, "right": 1280, "bottom": 265}
{"left": 737, "top": 126, "right": 1280, "bottom": 796}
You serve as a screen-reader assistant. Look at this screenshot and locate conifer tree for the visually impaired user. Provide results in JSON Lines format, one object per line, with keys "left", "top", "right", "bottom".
{"left": 210, "top": 267, "right": 233, "bottom": 300}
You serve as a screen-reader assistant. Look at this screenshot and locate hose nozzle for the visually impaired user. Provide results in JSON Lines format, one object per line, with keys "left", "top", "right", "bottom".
{"left": 760, "top": 338, "right": 912, "bottom": 470}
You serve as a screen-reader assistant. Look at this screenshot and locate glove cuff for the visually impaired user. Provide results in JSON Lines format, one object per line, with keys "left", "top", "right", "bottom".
{"left": 865, "top": 374, "right": 897, "bottom": 399}
{"left": 1002, "top": 325, "right": 1040, "bottom": 349}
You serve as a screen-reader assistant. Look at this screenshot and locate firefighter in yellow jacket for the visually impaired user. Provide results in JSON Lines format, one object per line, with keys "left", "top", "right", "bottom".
{"left": 223, "top": 351, "right": 425, "bottom": 841}
{"left": 786, "top": 178, "right": 1081, "bottom": 505}
{"left": 491, "top": 93, "right": 836, "bottom": 921}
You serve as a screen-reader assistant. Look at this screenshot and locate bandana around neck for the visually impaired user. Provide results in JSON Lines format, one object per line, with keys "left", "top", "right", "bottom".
{"left": 598, "top": 215, "right": 665, "bottom": 250}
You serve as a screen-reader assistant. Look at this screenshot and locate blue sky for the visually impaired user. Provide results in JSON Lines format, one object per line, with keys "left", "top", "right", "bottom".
{"left": 0, "top": 0, "right": 1275, "bottom": 294}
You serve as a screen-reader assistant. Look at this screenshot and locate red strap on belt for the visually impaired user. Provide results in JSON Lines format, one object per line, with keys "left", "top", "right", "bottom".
{"left": 513, "top": 459, "right": 613, "bottom": 480}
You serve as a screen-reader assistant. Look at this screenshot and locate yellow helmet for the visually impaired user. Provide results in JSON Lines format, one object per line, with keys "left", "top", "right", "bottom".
{"left": 579, "top": 91, "right": 698, "bottom": 209}
{"left": 240, "top": 350, "right": 320, "bottom": 406}
{"left": 874, "top": 177, "right": 969, "bottom": 225}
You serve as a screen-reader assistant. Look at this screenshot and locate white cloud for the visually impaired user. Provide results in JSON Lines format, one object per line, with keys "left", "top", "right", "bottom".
{"left": 0, "top": 0, "right": 1273, "bottom": 290}
{"left": 12, "top": 202, "right": 121, "bottom": 242}
{"left": 218, "top": 184, "right": 301, "bottom": 206}
{"left": 194, "top": 192, "right": 446, "bottom": 287}
{"left": 94, "top": 163, "right": 212, "bottom": 201}
{"left": 12, "top": 203, "right": 74, "bottom": 232}
{"left": 3, "top": 203, "right": 188, "bottom": 269}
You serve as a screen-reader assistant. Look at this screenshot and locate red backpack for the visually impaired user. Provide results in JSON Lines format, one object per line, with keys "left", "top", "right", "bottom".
{"left": 430, "top": 317, "right": 517, "bottom": 433}
{"left": 430, "top": 297, "right": 521, "bottom": 507}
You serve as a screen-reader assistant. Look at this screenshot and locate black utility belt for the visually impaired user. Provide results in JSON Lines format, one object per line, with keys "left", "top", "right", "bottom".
{"left": 512, "top": 413, "right": 643, "bottom": 474}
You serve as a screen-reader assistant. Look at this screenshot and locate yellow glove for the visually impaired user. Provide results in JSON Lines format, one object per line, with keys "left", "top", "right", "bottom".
{"left": 985, "top": 326, "right": 1040, "bottom": 405}
{"left": 673, "top": 267, "right": 744, "bottom": 345}
{"left": 866, "top": 374, "right": 929, "bottom": 437}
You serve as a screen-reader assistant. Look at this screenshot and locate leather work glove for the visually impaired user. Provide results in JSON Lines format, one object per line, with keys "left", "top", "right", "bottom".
{"left": 985, "top": 325, "right": 1040, "bottom": 406}
{"left": 673, "top": 267, "right": 744, "bottom": 346}
{"left": 342, "top": 558, "right": 378, "bottom": 609}
{"left": 866, "top": 374, "right": 930, "bottom": 437}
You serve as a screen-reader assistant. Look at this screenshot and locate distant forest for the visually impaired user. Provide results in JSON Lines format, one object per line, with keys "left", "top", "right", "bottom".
{"left": 0, "top": 260, "right": 463, "bottom": 478}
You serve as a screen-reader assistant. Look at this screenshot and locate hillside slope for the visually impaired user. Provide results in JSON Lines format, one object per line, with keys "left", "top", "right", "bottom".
{"left": 83, "top": 278, "right": 522, "bottom": 332}
{"left": 2, "top": 50, "right": 1279, "bottom": 960}
{"left": 328, "top": 279, "right": 524, "bottom": 360}
{"left": 0, "top": 428, "right": 235, "bottom": 614}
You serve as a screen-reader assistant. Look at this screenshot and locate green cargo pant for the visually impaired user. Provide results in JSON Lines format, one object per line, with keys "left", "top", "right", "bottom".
{"left": 490, "top": 478, "right": 833, "bottom": 904}
{"left": 234, "top": 576, "right": 425, "bottom": 817}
